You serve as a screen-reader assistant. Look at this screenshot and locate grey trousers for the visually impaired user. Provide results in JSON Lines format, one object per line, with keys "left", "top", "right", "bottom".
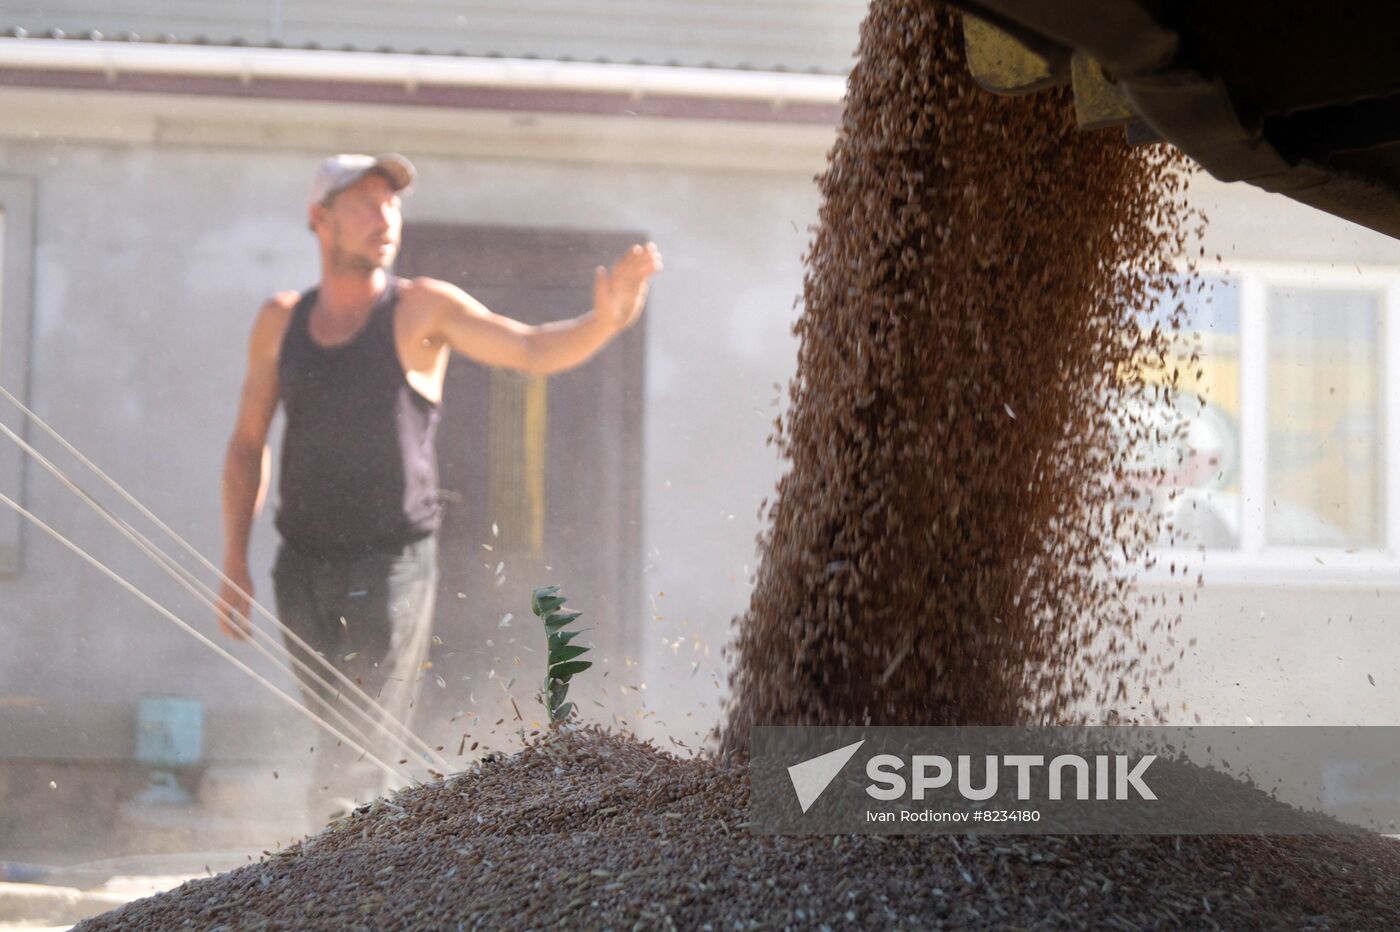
{"left": 271, "top": 535, "right": 438, "bottom": 818}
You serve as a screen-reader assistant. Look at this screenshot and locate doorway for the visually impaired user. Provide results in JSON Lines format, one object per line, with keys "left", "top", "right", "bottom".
{"left": 395, "top": 223, "right": 647, "bottom": 747}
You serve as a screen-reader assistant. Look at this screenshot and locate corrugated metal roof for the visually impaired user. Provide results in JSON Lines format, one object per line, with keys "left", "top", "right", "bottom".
{"left": 2, "top": 0, "right": 866, "bottom": 73}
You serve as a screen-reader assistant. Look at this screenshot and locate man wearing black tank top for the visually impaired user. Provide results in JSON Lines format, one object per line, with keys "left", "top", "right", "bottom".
{"left": 213, "top": 154, "right": 662, "bottom": 820}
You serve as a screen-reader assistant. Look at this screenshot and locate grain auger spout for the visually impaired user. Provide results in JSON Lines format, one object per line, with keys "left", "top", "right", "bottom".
{"left": 951, "top": 0, "right": 1400, "bottom": 240}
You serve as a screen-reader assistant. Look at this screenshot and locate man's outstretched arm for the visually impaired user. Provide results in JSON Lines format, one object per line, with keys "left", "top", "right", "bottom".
{"left": 422, "top": 243, "right": 662, "bottom": 375}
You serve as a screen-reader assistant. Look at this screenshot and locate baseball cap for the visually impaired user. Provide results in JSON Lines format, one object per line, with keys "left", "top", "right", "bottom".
{"left": 309, "top": 153, "right": 416, "bottom": 208}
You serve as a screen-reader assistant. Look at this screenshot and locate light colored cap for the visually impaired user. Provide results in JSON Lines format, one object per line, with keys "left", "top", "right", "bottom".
{"left": 309, "top": 153, "right": 416, "bottom": 207}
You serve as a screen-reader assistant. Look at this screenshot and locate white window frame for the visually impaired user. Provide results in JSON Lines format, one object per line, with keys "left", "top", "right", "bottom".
{"left": 0, "top": 175, "right": 36, "bottom": 578}
{"left": 1139, "top": 260, "right": 1400, "bottom": 590}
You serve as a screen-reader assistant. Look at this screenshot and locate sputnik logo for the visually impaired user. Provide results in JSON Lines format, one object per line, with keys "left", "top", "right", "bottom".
{"left": 788, "top": 739, "right": 866, "bottom": 813}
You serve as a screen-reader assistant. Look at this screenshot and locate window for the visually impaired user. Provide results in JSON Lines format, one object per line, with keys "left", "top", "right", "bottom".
{"left": 1132, "top": 264, "right": 1400, "bottom": 583}
{"left": 1265, "top": 285, "right": 1380, "bottom": 548}
{"left": 0, "top": 176, "right": 37, "bottom": 578}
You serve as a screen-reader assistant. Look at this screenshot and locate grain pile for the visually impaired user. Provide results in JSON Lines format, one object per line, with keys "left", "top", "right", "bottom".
{"left": 78, "top": 728, "right": 1400, "bottom": 930}
{"left": 720, "top": 0, "right": 1196, "bottom": 753}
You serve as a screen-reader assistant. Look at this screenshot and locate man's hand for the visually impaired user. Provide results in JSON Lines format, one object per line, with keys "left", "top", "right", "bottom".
{"left": 593, "top": 243, "right": 663, "bottom": 331}
{"left": 215, "top": 564, "right": 255, "bottom": 641}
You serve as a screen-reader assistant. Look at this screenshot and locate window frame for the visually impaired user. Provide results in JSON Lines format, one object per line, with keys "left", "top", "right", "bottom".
{"left": 1137, "top": 260, "right": 1400, "bottom": 589}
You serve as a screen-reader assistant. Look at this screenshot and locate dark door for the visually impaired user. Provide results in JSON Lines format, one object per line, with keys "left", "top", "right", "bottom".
{"left": 395, "top": 224, "right": 647, "bottom": 750}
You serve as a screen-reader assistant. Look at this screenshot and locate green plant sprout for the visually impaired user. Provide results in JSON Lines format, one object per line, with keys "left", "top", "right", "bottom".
{"left": 532, "top": 585, "right": 592, "bottom": 724}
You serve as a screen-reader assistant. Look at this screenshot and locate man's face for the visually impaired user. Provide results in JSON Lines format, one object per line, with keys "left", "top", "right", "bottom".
{"left": 315, "top": 171, "right": 403, "bottom": 272}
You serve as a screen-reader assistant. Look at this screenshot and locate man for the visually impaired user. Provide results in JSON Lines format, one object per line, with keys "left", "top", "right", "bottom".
{"left": 214, "top": 153, "right": 661, "bottom": 819}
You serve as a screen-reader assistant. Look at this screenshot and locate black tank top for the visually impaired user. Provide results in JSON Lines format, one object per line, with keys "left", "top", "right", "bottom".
{"left": 275, "top": 277, "right": 442, "bottom": 554}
